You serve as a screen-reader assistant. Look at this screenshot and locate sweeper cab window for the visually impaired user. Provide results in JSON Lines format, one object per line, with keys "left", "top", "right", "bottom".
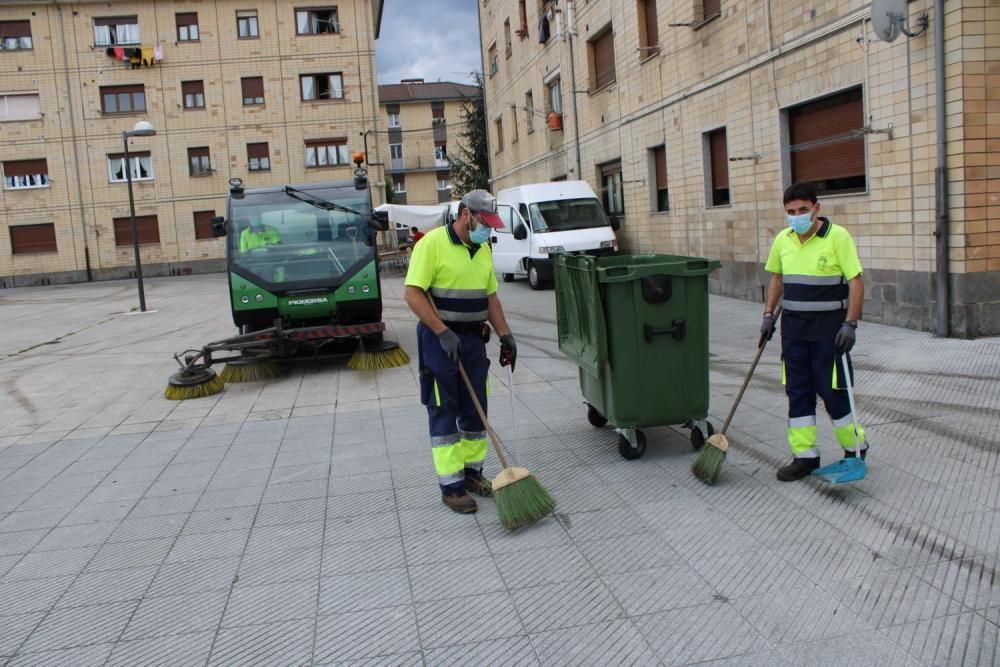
{"left": 228, "top": 188, "right": 373, "bottom": 287}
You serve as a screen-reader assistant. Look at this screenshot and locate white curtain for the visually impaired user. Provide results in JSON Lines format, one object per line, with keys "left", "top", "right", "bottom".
{"left": 329, "top": 75, "right": 343, "bottom": 99}
{"left": 93, "top": 25, "right": 111, "bottom": 45}
{"left": 301, "top": 77, "right": 315, "bottom": 100}
{"left": 296, "top": 11, "right": 309, "bottom": 34}
{"left": 305, "top": 147, "right": 317, "bottom": 167}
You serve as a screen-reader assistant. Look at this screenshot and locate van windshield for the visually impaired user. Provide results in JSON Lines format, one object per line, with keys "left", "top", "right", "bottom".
{"left": 229, "top": 188, "right": 373, "bottom": 287}
{"left": 527, "top": 198, "right": 611, "bottom": 232}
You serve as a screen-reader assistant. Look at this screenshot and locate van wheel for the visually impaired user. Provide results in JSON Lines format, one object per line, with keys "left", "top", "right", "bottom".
{"left": 528, "top": 262, "right": 546, "bottom": 290}
{"left": 501, "top": 273, "right": 515, "bottom": 283}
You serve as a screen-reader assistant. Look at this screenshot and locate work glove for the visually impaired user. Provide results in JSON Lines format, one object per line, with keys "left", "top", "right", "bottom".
{"left": 759, "top": 313, "right": 777, "bottom": 348}
{"left": 835, "top": 321, "right": 857, "bottom": 354}
{"left": 437, "top": 328, "right": 461, "bottom": 364}
{"left": 499, "top": 334, "right": 517, "bottom": 372}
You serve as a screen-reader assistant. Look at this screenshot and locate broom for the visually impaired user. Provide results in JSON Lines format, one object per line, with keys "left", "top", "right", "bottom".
{"left": 692, "top": 306, "right": 782, "bottom": 485}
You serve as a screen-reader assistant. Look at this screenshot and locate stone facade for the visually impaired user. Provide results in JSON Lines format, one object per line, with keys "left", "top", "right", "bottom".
{"left": 0, "top": 0, "right": 384, "bottom": 288}
{"left": 478, "top": 0, "right": 1000, "bottom": 337}
{"left": 377, "top": 80, "right": 479, "bottom": 207}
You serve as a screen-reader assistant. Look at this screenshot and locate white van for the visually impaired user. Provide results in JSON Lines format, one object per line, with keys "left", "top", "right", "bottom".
{"left": 491, "top": 181, "right": 619, "bottom": 289}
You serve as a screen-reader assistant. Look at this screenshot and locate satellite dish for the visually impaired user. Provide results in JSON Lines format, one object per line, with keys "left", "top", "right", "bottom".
{"left": 871, "top": 0, "right": 907, "bottom": 42}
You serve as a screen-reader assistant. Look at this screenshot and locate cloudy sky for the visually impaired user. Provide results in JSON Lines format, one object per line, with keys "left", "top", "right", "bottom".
{"left": 377, "top": 0, "right": 481, "bottom": 85}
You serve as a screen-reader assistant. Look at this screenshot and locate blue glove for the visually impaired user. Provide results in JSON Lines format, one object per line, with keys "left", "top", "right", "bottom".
{"left": 437, "top": 328, "right": 461, "bottom": 364}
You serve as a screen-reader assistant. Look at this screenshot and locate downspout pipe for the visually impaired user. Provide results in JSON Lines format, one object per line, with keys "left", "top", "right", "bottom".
{"left": 566, "top": 1, "right": 583, "bottom": 178}
{"left": 933, "top": 0, "right": 949, "bottom": 337}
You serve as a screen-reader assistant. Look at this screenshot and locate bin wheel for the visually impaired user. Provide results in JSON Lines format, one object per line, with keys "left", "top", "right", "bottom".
{"left": 501, "top": 273, "right": 515, "bottom": 283}
{"left": 690, "top": 422, "right": 715, "bottom": 451}
{"left": 528, "top": 262, "right": 547, "bottom": 290}
{"left": 586, "top": 404, "right": 608, "bottom": 428}
{"left": 618, "top": 430, "right": 647, "bottom": 460}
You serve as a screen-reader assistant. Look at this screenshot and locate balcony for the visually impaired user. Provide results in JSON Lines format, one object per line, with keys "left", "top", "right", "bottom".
{"left": 386, "top": 155, "right": 452, "bottom": 173}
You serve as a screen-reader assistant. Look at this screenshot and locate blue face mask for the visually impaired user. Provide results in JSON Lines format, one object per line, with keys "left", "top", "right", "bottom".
{"left": 469, "top": 218, "right": 491, "bottom": 244}
{"left": 787, "top": 212, "right": 814, "bottom": 234}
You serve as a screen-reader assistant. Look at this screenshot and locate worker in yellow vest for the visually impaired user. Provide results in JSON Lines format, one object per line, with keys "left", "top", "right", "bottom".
{"left": 404, "top": 190, "right": 517, "bottom": 513}
{"left": 761, "top": 181, "right": 867, "bottom": 481}
{"left": 239, "top": 219, "right": 281, "bottom": 252}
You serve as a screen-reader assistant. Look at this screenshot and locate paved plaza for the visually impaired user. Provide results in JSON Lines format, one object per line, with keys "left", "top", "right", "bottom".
{"left": 0, "top": 272, "right": 998, "bottom": 666}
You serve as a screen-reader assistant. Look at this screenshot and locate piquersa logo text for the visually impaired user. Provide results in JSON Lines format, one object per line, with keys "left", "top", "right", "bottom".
{"left": 288, "top": 297, "right": 329, "bottom": 306}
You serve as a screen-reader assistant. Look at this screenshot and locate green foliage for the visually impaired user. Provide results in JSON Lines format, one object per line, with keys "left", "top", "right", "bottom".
{"left": 450, "top": 72, "right": 491, "bottom": 196}
{"left": 384, "top": 177, "right": 396, "bottom": 204}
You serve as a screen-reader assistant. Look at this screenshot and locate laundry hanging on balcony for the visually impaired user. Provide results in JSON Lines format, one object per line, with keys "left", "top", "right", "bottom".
{"left": 104, "top": 44, "right": 163, "bottom": 68}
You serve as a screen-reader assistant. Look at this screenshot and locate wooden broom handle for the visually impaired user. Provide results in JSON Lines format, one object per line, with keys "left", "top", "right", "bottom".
{"left": 720, "top": 306, "right": 782, "bottom": 435}
{"left": 427, "top": 296, "right": 511, "bottom": 469}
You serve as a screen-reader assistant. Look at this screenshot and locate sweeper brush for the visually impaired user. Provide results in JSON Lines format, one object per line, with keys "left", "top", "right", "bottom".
{"left": 347, "top": 339, "right": 410, "bottom": 371}
{"left": 219, "top": 356, "right": 284, "bottom": 383}
{"left": 165, "top": 366, "right": 224, "bottom": 401}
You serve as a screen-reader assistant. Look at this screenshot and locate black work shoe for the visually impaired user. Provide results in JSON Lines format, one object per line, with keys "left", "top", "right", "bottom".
{"left": 776, "top": 458, "right": 821, "bottom": 482}
{"left": 463, "top": 475, "right": 493, "bottom": 498}
{"left": 442, "top": 492, "right": 477, "bottom": 513}
{"left": 844, "top": 446, "right": 869, "bottom": 460}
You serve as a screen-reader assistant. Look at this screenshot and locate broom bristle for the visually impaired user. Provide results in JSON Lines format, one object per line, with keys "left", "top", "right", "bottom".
{"left": 220, "top": 360, "right": 283, "bottom": 383}
{"left": 495, "top": 475, "right": 556, "bottom": 530}
{"left": 691, "top": 440, "right": 727, "bottom": 485}
{"left": 164, "top": 374, "right": 224, "bottom": 401}
{"left": 348, "top": 347, "right": 410, "bottom": 371}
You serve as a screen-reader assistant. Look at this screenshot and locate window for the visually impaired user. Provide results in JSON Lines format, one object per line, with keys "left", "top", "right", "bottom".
{"left": 241, "top": 77, "right": 265, "bottom": 105}
{"left": 651, "top": 145, "right": 668, "bottom": 211}
{"left": 93, "top": 16, "right": 139, "bottom": 46}
{"left": 702, "top": 0, "right": 721, "bottom": 21}
{"left": 525, "top": 90, "right": 535, "bottom": 132}
{"left": 0, "top": 94, "right": 41, "bottom": 121}
{"left": 10, "top": 224, "right": 56, "bottom": 254}
{"left": 247, "top": 142, "right": 270, "bottom": 171}
{"left": 194, "top": 210, "right": 216, "bottom": 240}
{"left": 495, "top": 118, "right": 504, "bottom": 153}
{"left": 706, "top": 127, "right": 730, "bottom": 206}
{"left": 510, "top": 107, "right": 518, "bottom": 143}
{"left": 188, "top": 147, "right": 212, "bottom": 176}
{"left": 539, "top": 0, "right": 554, "bottom": 43}
{"left": 0, "top": 20, "right": 32, "bottom": 50}
{"left": 787, "top": 87, "right": 866, "bottom": 196}
{"left": 113, "top": 215, "right": 160, "bottom": 246}
{"left": 3, "top": 159, "right": 49, "bottom": 190}
{"left": 504, "top": 19, "right": 512, "bottom": 58}
{"left": 100, "top": 85, "right": 145, "bottom": 115}
{"left": 387, "top": 112, "right": 400, "bottom": 128}
{"left": 600, "top": 160, "right": 624, "bottom": 215}
{"left": 301, "top": 73, "right": 343, "bottom": 101}
{"left": 107, "top": 152, "right": 152, "bottom": 182}
{"left": 176, "top": 13, "right": 199, "bottom": 41}
{"left": 296, "top": 7, "right": 339, "bottom": 34}
{"left": 437, "top": 177, "right": 451, "bottom": 191}
{"left": 237, "top": 10, "right": 259, "bottom": 38}
{"left": 434, "top": 142, "right": 448, "bottom": 166}
{"left": 305, "top": 138, "right": 349, "bottom": 167}
{"left": 488, "top": 43, "right": 498, "bottom": 76}
{"left": 517, "top": 0, "right": 528, "bottom": 35}
{"left": 393, "top": 175, "right": 406, "bottom": 193}
{"left": 431, "top": 101, "right": 445, "bottom": 123}
{"left": 389, "top": 143, "right": 403, "bottom": 169}
{"left": 182, "top": 80, "right": 205, "bottom": 109}
{"left": 588, "top": 26, "right": 616, "bottom": 90}
{"left": 637, "top": 0, "right": 659, "bottom": 56}
{"left": 546, "top": 76, "right": 562, "bottom": 114}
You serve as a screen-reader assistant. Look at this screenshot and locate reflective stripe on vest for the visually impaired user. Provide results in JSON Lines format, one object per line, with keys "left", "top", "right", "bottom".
{"left": 782, "top": 273, "right": 849, "bottom": 312}
{"left": 430, "top": 286, "right": 488, "bottom": 322}
{"left": 783, "top": 299, "right": 849, "bottom": 312}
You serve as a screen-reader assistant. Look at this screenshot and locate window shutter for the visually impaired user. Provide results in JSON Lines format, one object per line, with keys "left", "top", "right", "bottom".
{"left": 643, "top": 0, "right": 658, "bottom": 48}
{"left": 600, "top": 160, "right": 622, "bottom": 177}
{"left": 193, "top": 210, "right": 214, "bottom": 240}
{"left": 10, "top": 224, "right": 56, "bottom": 254}
{"left": 241, "top": 77, "right": 264, "bottom": 98}
{"left": 247, "top": 143, "right": 269, "bottom": 159}
{"left": 4, "top": 159, "right": 47, "bottom": 177}
{"left": 789, "top": 89, "right": 864, "bottom": 183}
{"left": 0, "top": 21, "right": 31, "bottom": 37}
{"left": 94, "top": 16, "right": 137, "bottom": 27}
{"left": 188, "top": 147, "right": 210, "bottom": 159}
{"left": 703, "top": 0, "right": 721, "bottom": 19}
{"left": 114, "top": 215, "right": 159, "bottom": 246}
{"left": 304, "top": 137, "right": 347, "bottom": 147}
{"left": 653, "top": 146, "right": 667, "bottom": 190}
{"left": 176, "top": 13, "right": 197, "bottom": 27}
{"left": 431, "top": 101, "right": 445, "bottom": 119}
{"left": 593, "top": 30, "right": 616, "bottom": 88}
{"left": 709, "top": 129, "right": 728, "bottom": 189}
{"left": 181, "top": 81, "right": 204, "bottom": 95}
{"left": 386, "top": 104, "right": 400, "bottom": 114}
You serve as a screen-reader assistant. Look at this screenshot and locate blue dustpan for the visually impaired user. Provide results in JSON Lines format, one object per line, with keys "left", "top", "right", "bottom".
{"left": 812, "top": 353, "right": 867, "bottom": 485}
{"left": 812, "top": 457, "right": 867, "bottom": 484}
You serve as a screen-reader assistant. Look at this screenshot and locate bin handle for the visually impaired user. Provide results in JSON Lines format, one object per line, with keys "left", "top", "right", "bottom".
{"left": 644, "top": 319, "right": 686, "bottom": 342}
{"left": 597, "top": 265, "right": 635, "bottom": 283}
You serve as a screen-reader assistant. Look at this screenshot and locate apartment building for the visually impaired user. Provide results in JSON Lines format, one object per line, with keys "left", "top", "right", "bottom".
{"left": 377, "top": 78, "right": 479, "bottom": 206}
{"left": 0, "top": 0, "right": 384, "bottom": 287}
{"left": 478, "top": 0, "right": 1000, "bottom": 336}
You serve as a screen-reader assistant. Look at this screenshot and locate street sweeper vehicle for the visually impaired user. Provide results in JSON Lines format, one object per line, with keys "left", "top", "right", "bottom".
{"left": 165, "top": 165, "right": 409, "bottom": 400}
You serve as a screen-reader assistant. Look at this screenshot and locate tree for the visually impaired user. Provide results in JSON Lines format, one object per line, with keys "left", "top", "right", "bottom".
{"left": 449, "top": 72, "right": 490, "bottom": 195}
{"left": 384, "top": 177, "right": 396, "bottom": 204}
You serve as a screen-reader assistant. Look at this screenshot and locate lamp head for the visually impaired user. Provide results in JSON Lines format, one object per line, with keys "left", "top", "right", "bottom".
{"left": 129, "top": 120, "right": 156, "bottom": 137}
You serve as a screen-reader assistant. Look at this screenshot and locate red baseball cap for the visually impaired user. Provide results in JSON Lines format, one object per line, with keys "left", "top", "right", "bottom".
{"left": 461, "top": 190, "right": 504, "bottom": 229}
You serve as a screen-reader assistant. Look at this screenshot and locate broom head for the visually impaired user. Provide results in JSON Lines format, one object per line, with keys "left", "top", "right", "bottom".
{"left": 348, "top": 338, "right": 410, "bottom": 371}
{"left": 494, "top": 466, "right": 557, "bottom": 530}
{"left": 691, "top": 433, "right": 729, "bottom": 485}
{"left": 220, "top": 356, "right": 283, "bottom": 383}
{"left": 165, "top": 366, "right": 224, "bottom": 401}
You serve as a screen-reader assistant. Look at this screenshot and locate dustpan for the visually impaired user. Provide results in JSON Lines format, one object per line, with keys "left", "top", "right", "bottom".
{"left": 812, "top": 353, "right": 867, "bottom": 484}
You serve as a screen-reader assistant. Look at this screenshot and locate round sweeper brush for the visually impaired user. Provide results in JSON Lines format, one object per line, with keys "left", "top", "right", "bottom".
{"left": 348, "top": 339, "right": 410, "bottom": 371}
{"left": 219, "top": 355, "right": 284, "bottom": 383}
{"left": 165, "top": 366, "right": 224, "bottom": 401}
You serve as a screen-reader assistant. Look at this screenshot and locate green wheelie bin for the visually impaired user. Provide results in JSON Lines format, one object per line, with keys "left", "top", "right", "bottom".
{"left": 554, "top": 253, "right": 720, "bottom": 459}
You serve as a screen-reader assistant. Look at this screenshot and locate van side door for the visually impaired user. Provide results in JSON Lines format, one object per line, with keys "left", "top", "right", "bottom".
{"left": 493, "top": 204, "right": 528, "bottom": 275}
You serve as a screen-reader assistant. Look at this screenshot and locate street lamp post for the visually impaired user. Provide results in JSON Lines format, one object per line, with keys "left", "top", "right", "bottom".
{"left": 123, "top": 120, "right": 156, "bottom": 312}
